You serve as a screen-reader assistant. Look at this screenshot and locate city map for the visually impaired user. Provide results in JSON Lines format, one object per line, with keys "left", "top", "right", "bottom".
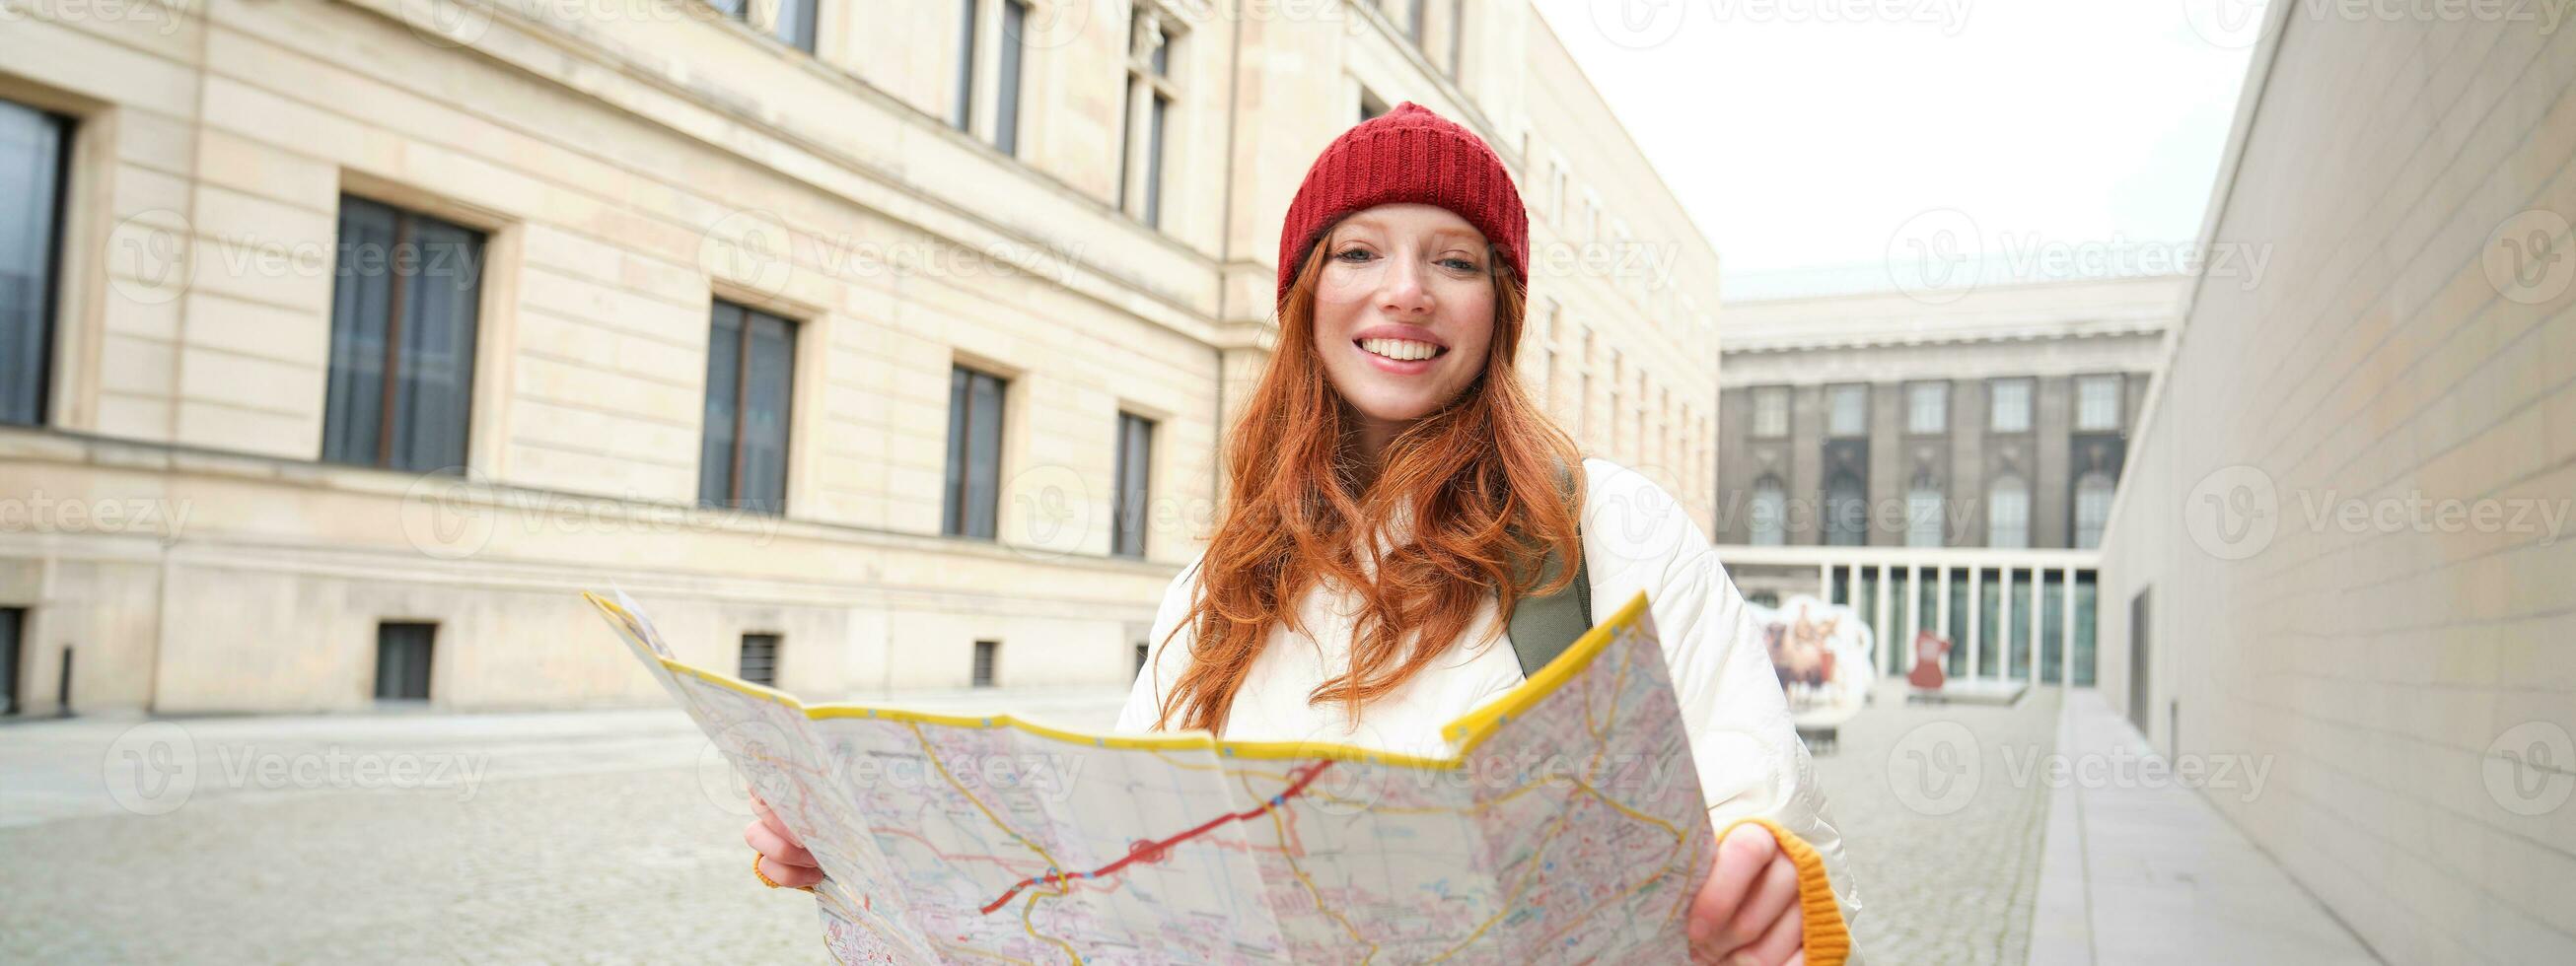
{"left": 586, "top": 589, "right": 1714, "bottom": 964}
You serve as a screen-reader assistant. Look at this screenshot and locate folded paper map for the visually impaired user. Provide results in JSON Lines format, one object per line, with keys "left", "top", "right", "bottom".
{"left": 587, "top": 589, "right": 1713, "bottom": 964}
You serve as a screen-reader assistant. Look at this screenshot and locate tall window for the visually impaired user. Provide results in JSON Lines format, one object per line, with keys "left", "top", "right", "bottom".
{"left": 1446, "top": 0, "right": 1466, "bottom": 78}
{"left": 1574, "top": 368, "right": 1591, "bottom": 442}
{"left": 1400, "top": 0, "right": 1424, "bottom": 41}
{"left": 1906, "top": 381, "right": 1948, "bottom": 435}
{"left": 1827, "top": 384, "right": 1868, "bottom": 438}
{"left": 374, "top": 622, "right": 436, "bottom": 700}
{"left": 1550, "top": 164, "right": 1568, "bottom": 225}
{"left": 972, "top": 640, "right": 999, "bottom": 687}
{"left": 1529, "top": 300, "right": 1556, "bottom": 403}
{"left": 1752, "top": 386, "right": 1789, "bottom": 439}
{"left": 2075, "top": 374, "right": 2122, "bottom": 432}
{"left": 952, "top": 0, "right": 977, "bottom": 130}
{"left": 1, "top": 101, "right": 69, "bottom": 428}
{"left": 1906, "top": 473, "right": 1945, "bottom": 547}
{"left": 710, "top": 0, "right": 817, "bottom": 52}
{"left": 1825, "top": 473, "right": 1866, "bottom": 546}
{"left": 1987, "top": 475, "right": 2031, "bottom": 549}
{"left": 323, "top": 196, "right": 484, "bottom": 473}
{"left": 945, "top": 366, "right": 1007, "bottom": 539}
{"left": 2074, "top": 471, "right": 2116, "bottom": 549}
{"left": 996, "top": 0, "right": 1029, "bottom": 157}
{"left": 1607, "top": 351, "right": 1624, "bottom": 454}
{"left": 738, "top": 633, "right": 780, "bottom": 687}
{"left": 699, "top": 301, "right": 796, "bottom": 514}
{"left": 1112, "top": 412, "right": 1154, "bottom": 558}
{"left": 1751, "top": 476, "right": 1787, "bottom": 546}
{"left": 1989, "top": 378, "right": 2033, "bottom": 433}
{"left": 1119, "top": 10, "right": 1178, "bottom": 228}
{"left": 1, "top": 607, "right": 24, "bottom": 715}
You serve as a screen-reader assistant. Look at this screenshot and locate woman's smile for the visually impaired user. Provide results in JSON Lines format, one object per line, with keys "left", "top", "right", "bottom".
{"left": 1309, "top": 204, "right": 1497, "bottom": 450}
{"left": 1351, "top": 326, "right": 1452, "bottom": 375}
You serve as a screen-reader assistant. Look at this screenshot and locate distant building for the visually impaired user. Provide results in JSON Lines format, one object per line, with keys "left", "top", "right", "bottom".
{"left": 1711, "top": 274, "right": 2187, "bottom": 685}
{"left": 0, "top": 1, "right": 1720, "bottom": 714}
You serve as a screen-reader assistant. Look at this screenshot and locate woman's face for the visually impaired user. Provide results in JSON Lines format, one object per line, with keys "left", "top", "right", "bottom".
{"left": 1310, "top": 204, "right": 1498, "bottom": 438}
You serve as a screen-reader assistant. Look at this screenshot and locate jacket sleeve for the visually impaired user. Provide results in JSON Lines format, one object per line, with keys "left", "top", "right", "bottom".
{"left": 1113, "top": 556, "right": 1204, "bottom": 734}
{"left": 1579, "top": 460, "right": 1862, "bottom": 958}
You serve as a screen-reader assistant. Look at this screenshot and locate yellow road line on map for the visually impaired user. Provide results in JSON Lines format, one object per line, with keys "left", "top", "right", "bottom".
{"left": 1261, "top": 787, "right": 1379, "bottom": 964}
{"left": 907, "top": 722, "right": 1070, "bottom": 881}
{"left": 1022, "top": 892, "right": 1083, "bottom": 965}
{"left": 1425, "top": 798, "right": 1579, "bottom": 961}
{"left": 1663, "top": 848, "right": 1699, "bottom": 931}
{"left": 1534, "top": 856, "right": 1687, "bottom": 952}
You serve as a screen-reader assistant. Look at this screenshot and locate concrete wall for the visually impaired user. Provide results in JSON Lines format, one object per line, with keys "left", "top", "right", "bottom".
{"left": 2092, "top": 7, "right": 2576, "bottom": 962}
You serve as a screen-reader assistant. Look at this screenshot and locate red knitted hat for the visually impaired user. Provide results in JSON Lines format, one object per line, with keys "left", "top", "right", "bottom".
{"left": 1275, "top": 102, "right": 1529, "bottom": 308}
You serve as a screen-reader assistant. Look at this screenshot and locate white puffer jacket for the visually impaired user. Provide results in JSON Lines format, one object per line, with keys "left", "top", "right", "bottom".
{"left": 1115, "top": 456, "right": 1863, "bottom": 937}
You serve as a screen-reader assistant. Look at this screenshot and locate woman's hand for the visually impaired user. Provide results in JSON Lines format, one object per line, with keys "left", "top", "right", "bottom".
{"left": 1687, "top": 822, "right": 1806, "bottom": 965}
{"left": 744, "top": 793, "right": 824, "bottom": 889}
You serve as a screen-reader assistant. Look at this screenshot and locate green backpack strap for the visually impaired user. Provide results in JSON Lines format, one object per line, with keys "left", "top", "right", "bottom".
{"left": 1506, "top": 464, "right": 1593, "bottom": 678}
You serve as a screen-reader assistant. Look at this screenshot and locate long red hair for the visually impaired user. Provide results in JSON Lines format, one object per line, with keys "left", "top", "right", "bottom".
{"left": 1152, "top": 232, "right": 1584, "bottom": 733}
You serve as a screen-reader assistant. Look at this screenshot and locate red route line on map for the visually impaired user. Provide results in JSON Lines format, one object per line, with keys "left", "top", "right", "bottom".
{"left": 975, "top": 760, "right": 1334, "bottom": 916}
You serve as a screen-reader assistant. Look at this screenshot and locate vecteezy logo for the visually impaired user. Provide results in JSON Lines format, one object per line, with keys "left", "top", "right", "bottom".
{"left": 399, "top": 467, "right": 496, "bottom": 561}
{"left": 2184, "top": 464, "right": 2279, "bottom": 560}
{"left": 2182, "top": 0, "right": 2265, "bottom": 49}
{"left": 1590, "top": 0, "right": 1688, "bottom": 49}
{"left": 393, "top": 0, "right": 496, "bottom": 49}
{"left": 1886, "top": 208, "right": 1982, "bottom": 305}
{"left": 1006, "top": 463, "right": 1092, "bottom": 561}
{"left": 1887, "top": 721, "right": 1980, "bottom": 816}
{"left": 105, "top": 722, "right": 198, "bottom": 815}
{"left": 2484, "top": 722, "right": 2574, "bottom": 817}
{"left": 699, "top": 208, "right": 795, "bottom": 297}
{"left": 2483, "top": 209, "right": 2573, "bottom": 306}
{"left": 700, "top": 718, "right": 800, "bottom": 818}
{"left": 1299, "top": 720, "right": 1395, "bottom": 817}
{"left": 1012, "top": 0, "right": 1095, "bottom": 50}
{"left": 107, "top": 208, "right": 191, "bottom": 306}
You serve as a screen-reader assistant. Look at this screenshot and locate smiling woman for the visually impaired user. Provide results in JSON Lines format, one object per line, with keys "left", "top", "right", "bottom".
{"left": 744, "top": 102, "right": 1862, "bottom": 965}
{"left": 1144, "top": 103, "right": 1856, "bottom": 964}
{"left": 1310, "top": 205, "right": 1500, "bottom": 456}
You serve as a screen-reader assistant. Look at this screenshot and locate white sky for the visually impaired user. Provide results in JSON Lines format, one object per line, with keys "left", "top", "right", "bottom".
{"left": 1529, "top": 0, "right": 2265, "bottom": 299}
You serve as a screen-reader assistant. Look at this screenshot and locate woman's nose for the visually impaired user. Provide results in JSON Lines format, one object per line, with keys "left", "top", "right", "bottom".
{"left": 1379, "top": 258, "right": 1433, "bottom": 315}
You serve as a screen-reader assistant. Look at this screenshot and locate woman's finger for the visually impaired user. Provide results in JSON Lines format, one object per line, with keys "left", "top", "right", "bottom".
{"left": 751, "top": 792, "right": 806, "bottom": 850}
{"left": 1717, "top": 852, "right": 1799, "bottom": 953}
{"left": 1688, "top": 823, "right": 1780, "bottom": 947}
{"left": 1740, "top": 888, "right": 1806, "bottom": 966}
{"left": 743, "top": 818, "right": 817, "bottom": 867}
{"left": 755, "top": 853, "right": 825, "bottom": 889}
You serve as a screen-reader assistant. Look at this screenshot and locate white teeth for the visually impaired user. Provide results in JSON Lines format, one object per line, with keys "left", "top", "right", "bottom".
{"left": 1359, "top": 338, "right": 1442, "bottom": 362}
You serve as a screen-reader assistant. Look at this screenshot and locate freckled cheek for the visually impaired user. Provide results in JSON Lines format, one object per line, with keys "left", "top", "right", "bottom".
{"left": 1437, "top": 298, "right": 1496, "bottom": 364}
{"left": 1312, "top": 283, "right": 1375, "bottom": 341}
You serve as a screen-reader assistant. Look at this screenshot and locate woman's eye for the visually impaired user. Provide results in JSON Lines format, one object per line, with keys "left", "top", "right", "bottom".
{"left": 1333, "top": 247, "right": 1375, "bottom": 262}
{"left": 1440, "top": 257, "right": 1483, "bottom": 273}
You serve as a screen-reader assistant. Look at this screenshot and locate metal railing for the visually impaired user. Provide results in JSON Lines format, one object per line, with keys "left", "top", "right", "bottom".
{"left": 1711, "top": 545, "right": 2101, "bottom": 687}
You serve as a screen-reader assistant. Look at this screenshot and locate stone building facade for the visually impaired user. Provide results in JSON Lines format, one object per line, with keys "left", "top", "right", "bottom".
{"left": 0, "top": 0, "right": 1722, "bottom": 714}
{"left": 1703, "top": 275, "right": 2183, "bottom": 686}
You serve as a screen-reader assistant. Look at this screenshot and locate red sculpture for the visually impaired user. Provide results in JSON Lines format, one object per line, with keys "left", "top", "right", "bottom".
{"left": 1906, "top": 630, "right": 1953, "bottom": 691}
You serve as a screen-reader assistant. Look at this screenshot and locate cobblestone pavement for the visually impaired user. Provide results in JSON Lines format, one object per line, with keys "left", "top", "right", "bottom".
{"left": 1810, "top": 682, "right": 2066, "bottom": 965}
{"left": 0, "top": 688, "right": 1134, "bottom": 963}
{"left": 3, "top": 683, "right": 2060, "bottom": 963}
